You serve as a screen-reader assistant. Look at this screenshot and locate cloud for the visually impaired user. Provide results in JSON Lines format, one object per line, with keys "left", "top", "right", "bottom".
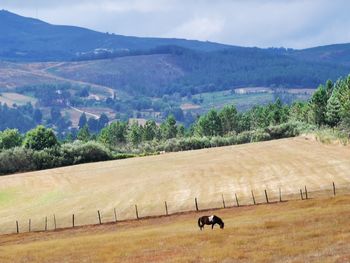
{"left": 2, "top": 0, "right": 350, "bottom": 48}
{"left": 166, "top": 16, "right": 225, "bottom": 41}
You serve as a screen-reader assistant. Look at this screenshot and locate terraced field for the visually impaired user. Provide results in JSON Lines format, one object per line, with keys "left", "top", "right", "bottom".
{"left": 0, "top": 137, "right": 349, "bottom": 235}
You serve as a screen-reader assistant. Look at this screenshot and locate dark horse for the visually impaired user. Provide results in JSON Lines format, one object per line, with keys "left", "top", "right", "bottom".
{"left": 198, "top": 215, "right": 224, "bottom": 230}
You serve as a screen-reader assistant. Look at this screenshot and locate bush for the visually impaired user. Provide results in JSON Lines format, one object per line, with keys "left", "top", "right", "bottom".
{"left": 0, "top": 147, "right": 35, "bottom": 175}
{"left": 266, "top": 122, "right": 300, "bottom": 139}
{"left": 60, "top": 141, "right": 112, "bottom": 165}
{"left": 236, "top": 131, "right": 252, "bottom": 144}
{"left": 250, "top": 129, "right": 271, "bottom": 142}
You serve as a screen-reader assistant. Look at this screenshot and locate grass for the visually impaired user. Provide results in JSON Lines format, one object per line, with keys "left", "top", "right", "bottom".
{"left": 315, "top": 128, "right": 349, "bottom": 145}
{"left": 0, "top": 92, "right": 37, "bottom": 106}
{"left": 0, "top": 137, "right": 350, "bottom": 236}
{"left": 189, "top": 90, "right": 275, "bottom": 112}
{"left": 0, "top": 195, "right": 349, "bottom": 262}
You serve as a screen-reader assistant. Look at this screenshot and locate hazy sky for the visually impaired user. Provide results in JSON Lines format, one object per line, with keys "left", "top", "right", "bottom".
{"left": 2, "top": 0, "right": 350, "bottom": 49}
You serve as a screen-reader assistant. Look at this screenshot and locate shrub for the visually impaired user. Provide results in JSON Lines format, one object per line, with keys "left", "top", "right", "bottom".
{"left": 0, "top": 147, "right": 35, "bottom": 175}
{"left": 60, "top": 141, "right": 112, "bottom": 165}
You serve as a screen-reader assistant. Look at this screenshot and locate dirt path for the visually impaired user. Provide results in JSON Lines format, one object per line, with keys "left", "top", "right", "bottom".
{"left": 69, "top": 106, "right": 99, "bottom": 119}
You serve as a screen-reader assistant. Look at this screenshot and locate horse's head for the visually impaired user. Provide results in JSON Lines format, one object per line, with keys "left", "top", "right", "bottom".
{"left": 220, "top": 222, "right": 224, "bottom": 229}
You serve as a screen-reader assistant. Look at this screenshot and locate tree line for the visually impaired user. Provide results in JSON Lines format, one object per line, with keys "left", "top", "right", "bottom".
{"left": 1, "top": 74, "right": 350, "bottom": 175}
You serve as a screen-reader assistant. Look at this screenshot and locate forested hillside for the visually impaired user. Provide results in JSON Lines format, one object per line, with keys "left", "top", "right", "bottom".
{"left": 2, "top": 10, "right": 350, "bottom": 136}
{"left": 1, "top": 74, "right": 350, "bottom": 175}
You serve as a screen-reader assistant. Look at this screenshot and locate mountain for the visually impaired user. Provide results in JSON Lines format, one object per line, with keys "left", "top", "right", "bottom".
{"left": 0, "top": 9, "right": 350, "bottom": 95}
{"left": 0, "top": 10, "right": 232, "bottom": 61}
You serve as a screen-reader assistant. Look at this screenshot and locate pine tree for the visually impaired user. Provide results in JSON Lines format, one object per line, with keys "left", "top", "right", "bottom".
{"left": 309, "top": 85, "right": 328, "bottom": 127}
{"left": 326, "top": 93, "right": 341, "bottom": 127}
{"left": 77, "top": 124, "right": 90, "bottom": 142}
{"left": 78, "top": 113, "right": 87, "bottom": 129}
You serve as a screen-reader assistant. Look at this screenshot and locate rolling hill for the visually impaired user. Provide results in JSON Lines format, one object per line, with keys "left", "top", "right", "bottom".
{"left": 1, "top": 195, "right": 349, "bottom": 262}
{"left": 1, "top": 10, "right": 350, "bottom": 94}
{"left": 0, "top": 10, "right": 231, "bottom": 62}
{"left": 0, "top": 137, "right": 349, "bottom": 235}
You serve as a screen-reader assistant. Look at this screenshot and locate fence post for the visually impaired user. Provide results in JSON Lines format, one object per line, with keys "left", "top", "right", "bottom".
{"left": 45, "top": 216, "right": 47, "bottom": 231}
{"left": 195, "top": 198, "right": 199, "bottom": 211}
{"left": 235, "top": 193, "right": 240, "bottom": 207}
{"left": 16, "top": 221, "right": 19, "bottom": 234}
{"left": 300, "top": 189, "right": 304, "bottom": 200}
{"left": 29, "top": 219, "right": 31, "bottom": 232}
{"left": 114, "top": 208, "right": 117, "bottom": 222}
{"left": 135, "top": 205, "right": 139, "bottom": 219}
{"left": 264, "top": 189, "right": 269, "bottom": 203}
{"left": 53, "top": 214, "right": 56, "bottom": 230}
{"left": 304, "top": 186, "right": 308, "bottom": 199}
{"left": 333, "top": 182, "right": 336, "bottom": 196}
{"left": 222, "top": 194, "right": 226, "bottom": 208}
{"left": 97, "top": 210, "right": 102, "bottom": 224}
{"left": 279, "top": 188, "right": 282, "bottom": 202}
{"left": 251, "top": 190, "right": 256, "bottom": 205}
{"left": 164, "top": 201, "right": 168, "bottom": 215}
{"left": 72, "top": 214, "right": 75, "bottom": 228}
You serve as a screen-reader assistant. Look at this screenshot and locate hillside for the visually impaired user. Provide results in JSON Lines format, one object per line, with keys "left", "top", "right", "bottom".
{"left": 0, "top": 137, "right": 349, "bottom": 235}
{"left": 0, "top": 10, "right": 230, "bottom": 62}
{"left": 0, "top": 195, "right": 349, "bottom": 262}
{"left": 1, "top": 10, "right": 350, "bottom": 94}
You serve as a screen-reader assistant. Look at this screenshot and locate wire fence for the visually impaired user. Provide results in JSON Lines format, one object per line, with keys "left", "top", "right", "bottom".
{"left": 2, "top": 181, "right": 350, "bottom": 236}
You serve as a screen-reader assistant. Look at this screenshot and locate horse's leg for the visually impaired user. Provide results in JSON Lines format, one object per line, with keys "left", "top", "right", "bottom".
{"left": 212, "top": 223, "right": 214, "bottom": 229}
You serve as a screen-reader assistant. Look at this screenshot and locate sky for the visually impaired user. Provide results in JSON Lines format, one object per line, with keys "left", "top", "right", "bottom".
{"left": 2, "top": 0, "right": 350, "bottom": 49}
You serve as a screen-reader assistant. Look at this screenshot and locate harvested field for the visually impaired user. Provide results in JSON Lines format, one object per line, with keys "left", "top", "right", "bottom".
{"left": 0, "top": 137, "right": 349, "bottom": 235}
{"left": 0, "top": 195, "right": 349, "bottom": 262}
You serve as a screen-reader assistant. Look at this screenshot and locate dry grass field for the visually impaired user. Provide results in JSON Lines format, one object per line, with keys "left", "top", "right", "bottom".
{"left": 0, "top": 195, "right": 349, "bottom": 262}
{"left": 0, "top": 137, "right": 350, "bottom": 236}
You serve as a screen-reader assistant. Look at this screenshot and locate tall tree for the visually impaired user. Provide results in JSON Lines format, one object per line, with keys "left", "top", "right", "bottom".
{"left": 143, "top": 120, "right": 158, "bottom": 141}
{"left": 309, "top": 85, "right": 328, "bottom": 127}
{"left": 23, "top": 126, "right": 58, "bottom": 150}
{"left": 326, "top": 92, "right": 341, "bottom": 127}
{"left": 98, "top": 113, "right": 109, "bottom": 130}
{"left": 98, "top": 121, "right": 127, "bottom": 146}
{"left": 219, "top": 105, "right": 238, "bottom": 135}
{"left": 161, "top": 115, "right": 177, "bottom": 139}
{"left": 128, "top": 122, "right": 142, "bottom": 145}
{"left": 78, "top": 113, "right": 87, "bottom": 129}
{"left": 195, "top": 109, "right": 222, "bottom": 137}
{"left": 0, "top": 129, "right": 23, "bottom": 149}
{"left": 77, "top": 124, "right": 90, "bottom": 142}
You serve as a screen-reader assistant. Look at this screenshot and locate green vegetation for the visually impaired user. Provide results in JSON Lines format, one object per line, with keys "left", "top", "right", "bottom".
{"left": 1, "top": 74, "right": 350, "bottom": 175}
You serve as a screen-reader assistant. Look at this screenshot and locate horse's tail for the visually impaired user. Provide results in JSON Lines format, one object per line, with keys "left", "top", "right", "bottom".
{"left": 198, "top": 217, "right": 202, "bottom": 228}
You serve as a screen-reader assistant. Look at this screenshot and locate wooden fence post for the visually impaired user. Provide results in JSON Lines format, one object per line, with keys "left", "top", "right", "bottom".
{"left": 164, "top": 201, "right": 168, "bottom": 215}
{"left": 300, "top": 189, "right": 304, "bottom": 200}
{"left": 72, "top": 214, "right": 75, "bottom": 228}
{"left": 97, "top": 210, "right": 102, "bottom": 224}
{"left": 251, "top": 190, "right": 256, "bottom": 205}
{"left": 264, "top": 189, "right": 269, "bottom": 203}
{"left": 304, "top": 186, "right": 308, "bottom": 199}
{"left": 114, "top": 208, "right": 117, "bottom": 222}
{"left": 135, "top": 205, "right": 139, "bottom": 219}
{"left": 45, "top": 216, "right": 47, "bottom": 231}
{"left": 279, "top": 188, "right": 282, "bottom": 202}
{"left": 195, "top": 198, "right": 199, "bottom": 211}
{"left": 221, "top": 194, "right": 226, "bottom": 208}
{"left": 28, "top": 219, "right": 31, "bottom": 232}
{"left": 53, "top": 214, "right": 56, "bottom": 230}
{"left": 16, "top": 221, "right": 19, "bottom": 234}
{"left": 333, "top": 182, "right": 336, "bottom": 196}
{"left": 235, "top": 193, "right": 240, "bottom": 207}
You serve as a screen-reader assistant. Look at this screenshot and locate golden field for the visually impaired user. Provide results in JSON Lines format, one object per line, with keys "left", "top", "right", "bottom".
{"left": 0, "top": 136, "right": 349, "bottom": 236}
{"left": 0, "top": 195, "right": 349, "bottom": 262}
